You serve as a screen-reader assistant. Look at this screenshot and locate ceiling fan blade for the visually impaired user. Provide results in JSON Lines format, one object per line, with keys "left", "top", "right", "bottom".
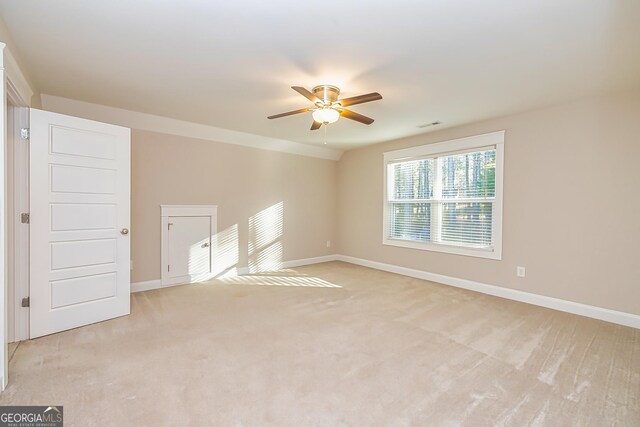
{"left": 292, "top": 86, "right": 321, "bottom": 103}
{"left": 338, "top": 92, "right": 382, "bottom": 107}
{"left": 310, "top": 120, "right": 322, "bottom": 130}
{"left": 340, "top": 109, "right": 375, "bottom": 125}
{"left": 267, "top": 108, "right": 310, "bottom": 119}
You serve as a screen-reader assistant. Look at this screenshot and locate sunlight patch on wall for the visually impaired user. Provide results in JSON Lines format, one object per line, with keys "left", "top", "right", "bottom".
{"left": 248, "top": 202, "right": 284, "bottom": 273}
{"left": 188, "top": 237, "right": 210, "bottom": 278}
{"left": 212, "top": 224, "right": 239, "bottom": 278}
{"left": 187, "top": 223, "right": 239, "bottom": 282}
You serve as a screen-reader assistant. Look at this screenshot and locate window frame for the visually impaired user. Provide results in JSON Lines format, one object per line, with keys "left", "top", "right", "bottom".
{"left": 382, "top": 131, "right": 504, "bottom": 260}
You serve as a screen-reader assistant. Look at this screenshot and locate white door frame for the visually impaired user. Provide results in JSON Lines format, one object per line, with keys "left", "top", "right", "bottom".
{"left": 6, "top": 103, "right": 29, "bottom": 344}
{"left": 6, "top": 52, "right": 32, "bottom": 345}
{"left": 1, "top": 41, "right": 35, "bottom": 390}
{"left": 0, "top": 41, "right": 8, "bottom": 391}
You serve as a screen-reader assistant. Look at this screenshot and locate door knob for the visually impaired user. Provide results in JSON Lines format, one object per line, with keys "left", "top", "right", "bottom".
{"left": 121, "top": 228, "right": 129, "bottom": 235}
{"left": 201, "top": 242, "right": 210, "bottom": 248}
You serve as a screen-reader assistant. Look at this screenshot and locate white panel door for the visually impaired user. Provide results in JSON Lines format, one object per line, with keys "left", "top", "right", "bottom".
{"left": 168, "top": 216, "right": 211, "bottom": 279}
{"left": 30, "top": 109, "right": 131, "bottom": 338}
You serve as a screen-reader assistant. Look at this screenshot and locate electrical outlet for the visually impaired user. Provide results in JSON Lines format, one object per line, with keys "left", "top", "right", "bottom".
{"left": 516, "top": 266, "right": 526, "bottom": 278}
{"left": 326, "top": 240, "right": 331, "bottom": 248}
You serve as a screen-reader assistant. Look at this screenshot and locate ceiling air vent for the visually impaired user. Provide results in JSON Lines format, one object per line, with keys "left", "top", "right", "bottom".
{"left": 417, "top": 121, "right": 442, "bottom": 128}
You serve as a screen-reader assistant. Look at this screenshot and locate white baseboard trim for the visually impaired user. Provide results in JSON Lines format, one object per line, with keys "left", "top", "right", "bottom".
{"left": 131, "top": 280, "right": 161, "bottom": 293}
{"left": 336, "top": 255, "right": 640, "bottom": 329}
{"left": 281, "top": 254, "right": 339, "bottom": 268}
{"left": 131, "top": 255, "right": 339, "bottom": 294}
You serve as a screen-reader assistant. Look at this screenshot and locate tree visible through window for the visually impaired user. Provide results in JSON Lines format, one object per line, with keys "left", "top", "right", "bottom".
{"left": 384, "top": 133, "right": 503, "bottom": 259}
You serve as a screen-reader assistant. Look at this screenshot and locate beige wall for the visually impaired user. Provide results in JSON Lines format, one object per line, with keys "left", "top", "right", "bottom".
{"left": 131, "top": 130, "right": 337, "bottom": 282}
{"left": 338, "top": 88, "right": 640, "bottom": 315}
{"left": 0, "top": 15, "right": 39, "bottom": 107}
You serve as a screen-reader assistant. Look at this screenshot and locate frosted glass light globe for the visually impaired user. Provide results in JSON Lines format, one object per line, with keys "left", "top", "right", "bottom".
{"left": 312, "top": 108, "right": 340, "bottom": 124}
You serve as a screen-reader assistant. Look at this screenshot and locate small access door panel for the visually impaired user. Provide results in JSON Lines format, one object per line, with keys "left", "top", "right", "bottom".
{"left": 167, "top": 216, "right": 211, "bottom": 278}
{"left": 29, "top": 109, "right": 131, "bottom": 338}
{"left": 161, "top": 205, "right": 217, "bottom": 287}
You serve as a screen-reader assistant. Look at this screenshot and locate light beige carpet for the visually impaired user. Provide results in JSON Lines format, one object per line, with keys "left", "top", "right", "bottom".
{"left": 1, "top": 261, "right": 638, "bottom": 426}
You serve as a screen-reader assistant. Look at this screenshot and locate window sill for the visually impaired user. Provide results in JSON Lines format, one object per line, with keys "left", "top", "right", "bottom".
{"left": 383, "top": 237, "right": 502, "bottom": 260}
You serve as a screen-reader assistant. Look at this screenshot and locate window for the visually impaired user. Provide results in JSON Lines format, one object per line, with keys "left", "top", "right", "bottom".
{"left": 383, "top": 131, "right": 504, "bottom": 259}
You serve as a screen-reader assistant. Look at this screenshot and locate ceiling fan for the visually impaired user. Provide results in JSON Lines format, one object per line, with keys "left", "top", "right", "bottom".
{"left": 268, "top": 85, "right": 382, "bottom": 130}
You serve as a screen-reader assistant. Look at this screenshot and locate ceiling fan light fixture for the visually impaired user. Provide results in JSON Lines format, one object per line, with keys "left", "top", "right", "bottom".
{"left": 312, "top": 107, "right": 340, "bottom": 124}
{"left": 267, "top": 85, "right": 381, "bottom": 130}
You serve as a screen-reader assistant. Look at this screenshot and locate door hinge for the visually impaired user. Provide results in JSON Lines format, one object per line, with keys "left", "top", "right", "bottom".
{"left": 167, "top": 265, "right": 170, "bottom": 272}
{"left": 20, "top": 128, "right": 30, "bottom": 140}
{"left": 21, "top": 297, "right": 30, "bottom": 308}
{"left": 21, "top": 213, "right": 30, "bottom": 224}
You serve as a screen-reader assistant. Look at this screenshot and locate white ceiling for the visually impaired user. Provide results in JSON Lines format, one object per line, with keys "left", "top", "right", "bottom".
{"left": 1, "top": 0, "right": 639, "bottom": 150}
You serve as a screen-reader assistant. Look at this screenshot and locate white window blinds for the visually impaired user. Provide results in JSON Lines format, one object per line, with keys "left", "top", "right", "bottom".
{"left": 383, "top": 132, "right": 504, "bottom": 259}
